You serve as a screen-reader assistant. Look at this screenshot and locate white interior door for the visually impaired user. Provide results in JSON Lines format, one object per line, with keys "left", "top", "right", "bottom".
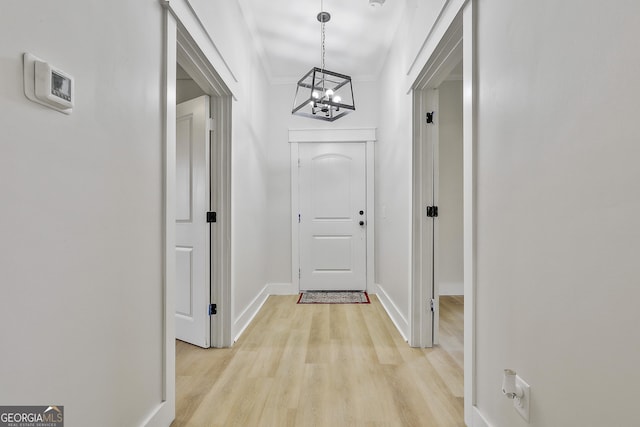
{"left": 175, "top": 95, "right": 211, "bottom": 348}
{"left": 299, "top": 142, "right": 367, "bottom": 291}
{"left": 422, "top": 89, "right": 439, "bottom": 347}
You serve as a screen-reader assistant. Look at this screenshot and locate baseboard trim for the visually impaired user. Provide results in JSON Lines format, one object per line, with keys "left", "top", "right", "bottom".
{"left": 266, "top": 282, "right": 298, "bottom": 295}
{"left": 439, "top": 281, "right": 464, "bottom": 296}
{"left": 141, "top": 401, "right": 173, "bottom": 427}
{"left": 472, "top": 406, "right": 493, "bottom": 427}
{"left": 375, "top": 283, "right": 410, "bottom": 341}
{"left": 233, "top": 285, "right": 270, "bottom": 342}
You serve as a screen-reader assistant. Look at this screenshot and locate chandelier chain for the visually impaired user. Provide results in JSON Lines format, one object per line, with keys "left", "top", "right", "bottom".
{"left": 320, "top": 0, "right": 326, "bottom": 91}
{"left": 320, "top": 0, "right": 326, "bottom": 72}
{"left": 321, "top": 21, "right": 326, "bottom": 71}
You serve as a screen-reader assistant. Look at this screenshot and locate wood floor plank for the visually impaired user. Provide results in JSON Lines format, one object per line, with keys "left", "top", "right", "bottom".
{"left": 438, "top": 296, "right": 464, "bottom": 368}
{"left": 364, "top": 297, "right": 405, "bottom": 365}
{"left": 173, "top": 294, "right": 464, "bottom": 427}
{"left": 425, "top": 348, "right": 465, "bottom": 398}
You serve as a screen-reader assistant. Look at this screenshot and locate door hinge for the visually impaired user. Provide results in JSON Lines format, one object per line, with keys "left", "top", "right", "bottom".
{"left": 429, "top": 298, "right": 436, "bottom": 312}
{"left": 426, "top": 206, "right": 438, "bottom": 218}
{"left": 426, "top": 111, "right": 435, "bottom": 124}
{"left": 207, "top": 211, "right": 217, "bottom": 223}
{"left": 298, "top": 268, "right": 301, "bottom": 279}
{"left": 298, "top": 213, "right": 301, "bottom": 223}
{"left": 208, "top": 118, "right": 215, "bottom": 132}
{"left": 209, "top": 303, "right": 217, "bottom": 315}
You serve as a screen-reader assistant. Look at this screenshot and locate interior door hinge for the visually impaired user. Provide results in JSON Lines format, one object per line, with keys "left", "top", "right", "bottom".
{"left": 429, "top": 298, "right": 436, "bottom": 312}
{"left": 298, "top": 268, "right": 301, "bottom": 279}
{"left": 426, "top": 111, "right": 435, "bottom": 124}
{"left": 426, "top": 206, "right": 439, "bottom": 218}
{"left": 207, "top": 211, "right": 217, "bottom": 223}
{"left": 298, "top": 213, "right": 301, "bottom": 223}
{"left": 209, "top": 303, "right": 217, "bottom": 316}
{"left": 208, "top": 118, "right": 215, "bottom": 132}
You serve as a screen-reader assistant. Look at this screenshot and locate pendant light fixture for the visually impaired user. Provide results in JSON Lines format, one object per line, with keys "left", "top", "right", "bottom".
{"left": 292, "top": 0, "right": 355, "bottom": 121}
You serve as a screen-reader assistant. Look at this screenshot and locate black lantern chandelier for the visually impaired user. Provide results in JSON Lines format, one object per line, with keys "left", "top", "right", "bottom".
{"left": 292, "top": 1, "right": 355, "bottom": 122}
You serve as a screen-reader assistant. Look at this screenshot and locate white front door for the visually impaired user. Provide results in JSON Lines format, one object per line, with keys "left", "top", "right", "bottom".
{"left": 175, "top": 95, "right": 211, "bottom": 348}
{"left": 298, "top": 142, "right": 367, "bottom": 291}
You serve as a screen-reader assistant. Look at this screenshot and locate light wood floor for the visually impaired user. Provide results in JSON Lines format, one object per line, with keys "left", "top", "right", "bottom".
{"left": 173, "top": 295, "right": 464, "bottom": 427}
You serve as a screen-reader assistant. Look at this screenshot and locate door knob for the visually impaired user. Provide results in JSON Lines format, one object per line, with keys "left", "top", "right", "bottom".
{"left": 359, "top": 221, "right": 365, "bottom": 226}
{"left": 359, "top": 210, "right": 364, "bottom": 215}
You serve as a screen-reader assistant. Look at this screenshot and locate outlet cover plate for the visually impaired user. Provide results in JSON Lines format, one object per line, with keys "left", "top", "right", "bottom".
{"left": 514, "top": 375, "right": 530, "bottom": 422}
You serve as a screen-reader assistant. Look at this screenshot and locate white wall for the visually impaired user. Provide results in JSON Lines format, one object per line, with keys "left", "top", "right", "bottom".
{"left": 404, "top": 0, "right": 448, "bottom": 72}
{"left": 176, "top": 68, "right": 205, "bottom": 104}
{"left": 438, "top": 80, "right": 463, "bottom": 296}
{"left": 375, "top": 0, "right": 468, "bottom": 337}
{"left": 379, "top": 0, "right": 640, "bottom": 424}
{"left": 265, "top": 80, "right": 380, "bottom": 289}
{"left": 187, "top": 0, "right": 271, "bottom": 338}
{"left": 474, "top": 1, "right": 640, "bottom": 425}
{"left": 375, "top": 0, "right": 472, "bottom": 338}
{"left": 176, "top": 79, "right": 204, "bottom": 103}
{"left": 375, "top": 0, "right": 436, "bottom": 336}
{"left": 0, "top": 1, "right": 164, "bottom": 425}
{"left": 0, "top": 0, "right": 274, "bottom": 423}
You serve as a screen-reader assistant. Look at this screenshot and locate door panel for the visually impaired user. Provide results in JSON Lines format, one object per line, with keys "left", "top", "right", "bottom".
{"left": 175, "top": 95, "right": 211, "bottom": 348}
{"left": 175, "top": 246, "right": 194, "bottom": 316}
{"left": 176, "top": 116, "right": 193, "bottom": 222}
{"left": 299, "top": 143, "right": 366, "bottom": 291}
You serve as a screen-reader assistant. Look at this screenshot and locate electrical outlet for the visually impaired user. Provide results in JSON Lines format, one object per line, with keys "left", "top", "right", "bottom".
{"left": 514, "top": 375, "right": 530, "bottom": 422}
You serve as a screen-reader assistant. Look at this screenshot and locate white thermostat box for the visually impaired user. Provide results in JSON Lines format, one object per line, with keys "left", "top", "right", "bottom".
{"left": 24, "top": 53, "right": 74, "bottom": 114}
{"left": 35, "top": 60, "right": 74, "bottom": 109}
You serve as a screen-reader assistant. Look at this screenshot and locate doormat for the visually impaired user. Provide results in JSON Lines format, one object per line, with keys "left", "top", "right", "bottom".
{"left": 297, "top": 291, "right": 370, "bottom": 304}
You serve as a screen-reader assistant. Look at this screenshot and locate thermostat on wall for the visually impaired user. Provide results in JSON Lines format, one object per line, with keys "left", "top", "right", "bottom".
{"left": 23, "top": 53, "right": 74, "bottom": 114}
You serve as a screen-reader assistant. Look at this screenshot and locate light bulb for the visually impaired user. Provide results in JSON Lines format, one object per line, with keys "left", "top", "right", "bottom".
{"left": 312, "top": 91, "right": 320, "bottom": 99}
{"left": 333, "top": 95, "right": 342, "bottom": 104}
{"left": 325, "top": 89, "right": 334, "bottom": 98}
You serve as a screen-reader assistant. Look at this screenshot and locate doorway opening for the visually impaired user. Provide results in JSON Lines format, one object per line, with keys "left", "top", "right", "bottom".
{"left": 411, "top": 11, "right": 464, "bottom": 350}
{"left": 410, "top": 4, "right": 476, "bottom": 424}
{"left": 432, "top": 67, "right": 464, "bottom": 369}
{"left": 172, "top": 24, "right": 233, "bottom": 349}
{"left": 157, "top": 6, "right": 234, "bottom": 423}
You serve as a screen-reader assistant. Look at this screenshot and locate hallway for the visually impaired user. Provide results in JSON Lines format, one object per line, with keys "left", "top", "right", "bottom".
{"left": 173, "top": 295, "right": 464, "bottom": 427}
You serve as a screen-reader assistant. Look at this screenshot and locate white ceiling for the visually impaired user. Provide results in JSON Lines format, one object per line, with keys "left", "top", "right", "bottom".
{"left": 237, "top": 0, "right": 407, "bottom": 83}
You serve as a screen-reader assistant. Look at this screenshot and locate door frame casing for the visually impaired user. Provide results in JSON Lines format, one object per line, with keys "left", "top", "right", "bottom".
{"left": 410, "top": 2, "right": 477, "bottom": 425}
{"left": 290, "top": 128, "right": 376, "bottom": 294}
